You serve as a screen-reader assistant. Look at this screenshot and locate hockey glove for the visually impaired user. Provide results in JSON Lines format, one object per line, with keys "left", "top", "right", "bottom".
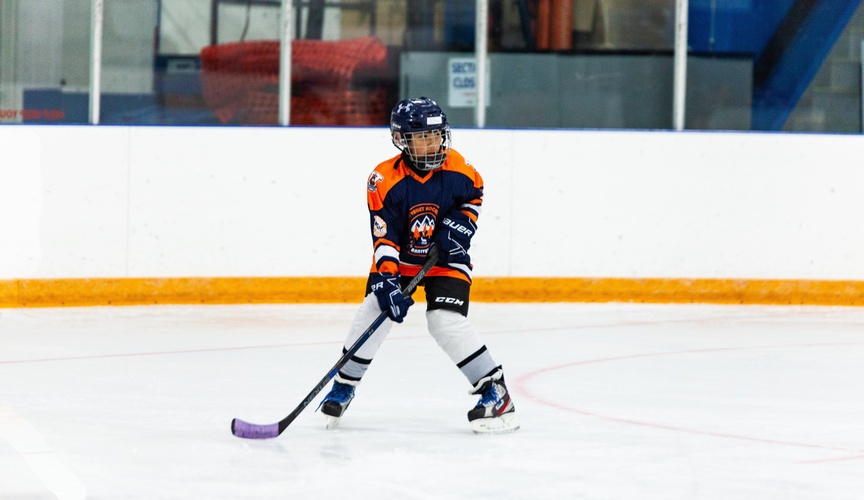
{"left": 370, "top": 273, "right": 414, "bottom": 323}
{"left": 434, "top": 212, "right": 477, "bottom": 265}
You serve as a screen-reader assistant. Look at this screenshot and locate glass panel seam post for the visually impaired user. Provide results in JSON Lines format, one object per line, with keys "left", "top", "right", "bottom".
{"left": 279, "top": 0, "right": 293, "bottom": 126}
{"left": 673, "top": 0, "right": 688, "bottom": 131}
{"left": 475, "top": 0, "right": 489, "bottom": 128}
{"left": 0, "top": 1, "right": 22, "bottom": 115}
{"left": 89, "top": 0, "right": 104, "bottom": 125}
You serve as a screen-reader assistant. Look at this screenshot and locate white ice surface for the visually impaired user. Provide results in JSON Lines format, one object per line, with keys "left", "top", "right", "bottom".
{"left": 1, "top": 302, "right": 863, "bottom": 499}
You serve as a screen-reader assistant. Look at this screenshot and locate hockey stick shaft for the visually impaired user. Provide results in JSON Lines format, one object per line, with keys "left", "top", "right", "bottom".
{"left": 232, "top": 245, "right": 439, "bottom": 439}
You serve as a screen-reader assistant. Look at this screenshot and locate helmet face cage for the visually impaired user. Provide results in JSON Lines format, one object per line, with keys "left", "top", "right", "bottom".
{"left": 393, "top": 126, "right": 452, "bottom": 171}
{"left": 390, "top": 97, "right": 452, "bottom": 171}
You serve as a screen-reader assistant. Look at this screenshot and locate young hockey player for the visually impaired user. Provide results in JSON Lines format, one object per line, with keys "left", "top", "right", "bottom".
{"left": 317, "top": 97, "right": 519, "bottom": 434}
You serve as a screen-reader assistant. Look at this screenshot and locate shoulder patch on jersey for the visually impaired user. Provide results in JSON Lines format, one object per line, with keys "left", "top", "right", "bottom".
{"left": 373, "top": 215, "right": 387, "bottom": 237}
{"left": 367, "top": 171, "right": 384, "bottom": 192}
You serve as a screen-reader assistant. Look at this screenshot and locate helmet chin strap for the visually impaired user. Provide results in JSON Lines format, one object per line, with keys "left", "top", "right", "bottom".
{"left": 405, "top": 147, "right": 447, "bottom": 172}
{"left": 402, "top": 152, "right": 435, "bottom": 174}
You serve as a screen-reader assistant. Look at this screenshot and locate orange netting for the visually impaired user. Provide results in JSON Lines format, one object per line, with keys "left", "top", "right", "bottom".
{"left": 199, "top": 36, "right": 390, "bottom": 126}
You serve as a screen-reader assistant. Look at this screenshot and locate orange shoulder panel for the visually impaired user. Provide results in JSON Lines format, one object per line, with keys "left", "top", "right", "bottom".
{"left": 442, "top": 149, "right": 483, "bottom": 223}
{"left": 442, "top": 149, "right": 483, "bottom": 190}
{"left": 366, "top": 154, "right": 405, "bottom": 211}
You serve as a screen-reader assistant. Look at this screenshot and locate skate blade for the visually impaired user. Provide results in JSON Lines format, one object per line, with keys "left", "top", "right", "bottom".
{"left": 324, "top": 415, "right": 341, "bottom": 430}
{"left": 471, "top": 412, "right": 520, "bottom": 435}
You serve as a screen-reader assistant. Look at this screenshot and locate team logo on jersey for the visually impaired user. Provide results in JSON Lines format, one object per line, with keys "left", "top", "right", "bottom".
{"left": 411, "top": 215, "right": 435, "bottom": 239}
{"left": 367, "top": 171, "right": 384, "bottom": 192}
{"left": 373, "top": 215, "right": 387, "bottom": 237}
{"left": 407, "top": 203, "right": 439, "bottom": 255}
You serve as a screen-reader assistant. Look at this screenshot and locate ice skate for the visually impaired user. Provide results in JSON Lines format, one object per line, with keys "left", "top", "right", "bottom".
{"left": 317, "top": 377, "right": 357, "bottom": 429}
{"left": 467, "top": 369, "right": 519, "bottom": 434}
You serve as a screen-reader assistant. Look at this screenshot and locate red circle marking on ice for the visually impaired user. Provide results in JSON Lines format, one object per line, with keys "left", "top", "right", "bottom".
{"left": 512, "top": 342, "right": 864, "bottom": 458}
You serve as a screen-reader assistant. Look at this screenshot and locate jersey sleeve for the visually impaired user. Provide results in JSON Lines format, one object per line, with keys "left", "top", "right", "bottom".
{"left": 366, "top": 167, "right": 402, "bottom": 275}
{"left": 458, "top": 165, "right": 483, "bottom": 224}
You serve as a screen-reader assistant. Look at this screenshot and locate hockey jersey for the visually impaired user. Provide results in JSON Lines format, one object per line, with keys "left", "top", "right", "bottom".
{"left": 366, "top": 149, "right": 483, "bottom": 283}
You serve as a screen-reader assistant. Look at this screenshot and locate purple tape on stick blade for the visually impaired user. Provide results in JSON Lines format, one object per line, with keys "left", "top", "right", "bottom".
{"left": 231, "top": 419, "right": 279, "bottom": 439}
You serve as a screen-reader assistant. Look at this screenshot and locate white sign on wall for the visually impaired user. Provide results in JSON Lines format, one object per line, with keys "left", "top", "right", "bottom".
{"left": 448, "top": 57, "right": 490, "bottom": 108}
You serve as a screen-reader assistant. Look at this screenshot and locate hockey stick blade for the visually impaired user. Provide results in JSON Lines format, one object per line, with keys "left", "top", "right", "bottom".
{"left": 231, "top": 245, "right": 439, "bottom": 439}
{"left": 231, "top": 418, "right": 279, "bottom": 439}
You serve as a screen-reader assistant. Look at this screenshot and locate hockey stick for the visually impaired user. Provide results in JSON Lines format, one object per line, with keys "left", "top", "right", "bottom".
{"left": 231, "top": 245, "right": 439, "bottom": 439}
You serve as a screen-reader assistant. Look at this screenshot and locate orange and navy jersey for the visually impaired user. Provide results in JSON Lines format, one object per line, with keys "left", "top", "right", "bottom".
{"left": 366, "top": 149, "right": 483, "bottom": 283}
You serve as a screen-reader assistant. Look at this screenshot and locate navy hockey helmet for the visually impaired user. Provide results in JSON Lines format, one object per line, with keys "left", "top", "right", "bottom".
{"left": 390, "top": 97, "right": 452, "bottom": 171}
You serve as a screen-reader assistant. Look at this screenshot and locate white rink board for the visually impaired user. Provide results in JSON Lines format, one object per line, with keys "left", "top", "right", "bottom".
{"left": 1, "top": 125, "right": 863, "bottom": 280}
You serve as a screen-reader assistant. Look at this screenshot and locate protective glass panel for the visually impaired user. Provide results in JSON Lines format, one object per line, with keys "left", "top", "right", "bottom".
{"left": 163, "top": 0, "right": 394, "bottom": 126}
{"left": 5, "top": 1, "right": 863, "bottom": 132}
{"left": 687, "top": 0, "right": 863, "bottom": 132}
{"left": 100, "top": 0, "right": 282, "bottom": 125}
{"left": 398, "top": 0, "right": 679, "bottom": 129}
{"left": 0, "top": 0, "right": 90, "bottom": 124}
